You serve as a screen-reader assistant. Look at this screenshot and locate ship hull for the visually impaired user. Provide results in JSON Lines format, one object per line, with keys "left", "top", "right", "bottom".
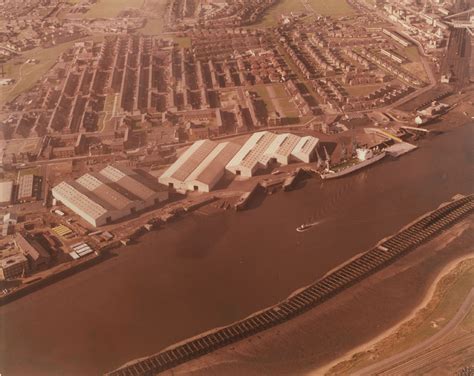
{"left": 321, "top": 152, "right": 386, "bottom": 180}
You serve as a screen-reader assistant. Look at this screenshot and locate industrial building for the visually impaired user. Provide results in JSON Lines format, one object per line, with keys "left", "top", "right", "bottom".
{"left": 160, "top": 132, "right": 319, "bottom": 190}
{"left": 159, "top": 140, "right": 241, "bottom": 193}
{"left": 226, "top": 132, "right": 278, "bottom": 177}
{"left": 0, "top": 180, "right": 13, "bottom": 206}
{"left": 15, "top": 233, "right": 51, "bottom": 271}
{"left": 52, "top": 165, "right": 168, "bottom": 227}
{"left": 380, "top": 48, "right": 406, "bottom": 64}
{"left": 226, "top": 131, "right": 319, "bottom": 177}
{"left": 382, "top": 29, "right": 411, "bottom": 47}
{"left": 0, "top": 253, "right": 28, "bottom": 280}
{"left": 17, "top": 174, "right": 40, "bottom": 202}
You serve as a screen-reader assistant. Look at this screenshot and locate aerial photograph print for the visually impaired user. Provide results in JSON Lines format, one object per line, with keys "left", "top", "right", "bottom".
{"left": 0, "top": 0, "right": 473, "bottom": 375}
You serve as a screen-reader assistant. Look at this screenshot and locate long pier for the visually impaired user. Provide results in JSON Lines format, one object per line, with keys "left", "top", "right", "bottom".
{"left": 106, "top": 194, "right": 474, "bottom": 376}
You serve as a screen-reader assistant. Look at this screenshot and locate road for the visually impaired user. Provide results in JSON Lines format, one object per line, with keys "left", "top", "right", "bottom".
{"left": 5, "top": 61, "right": 26, "bottom": 94}
{"left": 350, "top": 0, "right": 443, "bottom": 114}
{"left": 356, "top": 288, "right": 474, "bottom": 375}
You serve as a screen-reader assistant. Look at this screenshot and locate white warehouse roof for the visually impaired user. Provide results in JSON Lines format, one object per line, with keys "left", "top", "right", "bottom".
{"left": 159, "top": 140, "right": 240, "bottom": 192}
{"left": 226, "top": 131, "right": 278, "bottom": 177}
{"left": 52, "top": 181, "right": 110, "bottom": 226}
{"left": 226, "top": 131, "right": 319, "bottom": 177}
{"left": 160, "top": 131, "right": 319, "bottom": 190}
{"left": 76, "top": 173, "right": 134, "bottom": 211}
{"left": 185, "top": 142, "right": 241, "bottom": 188}
{"left": 99, "top": 165, "right": 159, "bottom": 203}
{"left": 160, "top": 140, "right": 217, "bottom": 183}
{"left": 291, "top": 136, "right": 319, "bottom": 163}
{"left": 264, "top": 133, "right": 302, "bottom": 164}
{"left": 52, "top": 165, "right": 168, "bottom": 227}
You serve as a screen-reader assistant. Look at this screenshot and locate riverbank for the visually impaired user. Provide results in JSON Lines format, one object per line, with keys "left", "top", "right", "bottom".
{"left": 0, "top": 165, "right": 311, "bottom": 304}
{"left": 0, "top": 123, "right": 447, "bottom": 304}
{"left": 106, "top": 194, "right": 473, "bottom": 375}
{"left": 0, "top": 123, "right": 472, "bottom": 376}
{"left": 160, "top": 217, "right": 473, "bottom": 376}
{"left": 0, "top": 250, "right": 112, "bottom": 307}
{"left": 317, "top": 238, "right": 474, "bottom": 375}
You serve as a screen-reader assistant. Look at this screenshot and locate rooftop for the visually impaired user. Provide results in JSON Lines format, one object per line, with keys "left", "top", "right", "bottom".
{"left": 99, "top": 165, "right": 158, "bottom": 202}
{"left": 52, "top": 181, "right": 109, "bottom": 220}
{"left": 0, "top": 252, "right": 28, "bottom": 269}
{"left": 17, "top": 174, "right": 34, "bottom": 200}
{"left": 0, "top": 180, "right": 13, "bottom": 204}
{"left": 76, "top": 173, "right": 134, "bottom": 211}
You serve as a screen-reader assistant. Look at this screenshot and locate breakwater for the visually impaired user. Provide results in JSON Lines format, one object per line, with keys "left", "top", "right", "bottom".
{"left": 106, "top": 194, "right": 473, "bottom": 376}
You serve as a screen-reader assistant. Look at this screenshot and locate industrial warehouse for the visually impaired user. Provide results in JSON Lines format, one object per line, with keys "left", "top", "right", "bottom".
{"left": 158, "top": 140, "right": 241, "bottom": 193}
{"left": 159, "top": 131, "right": 319, "bottom": 192}
{"left": 226, "top": 132, "right": 319, "bottom": 177}
{"left": 52, "top": 165, "right": 168, "bottom": 227}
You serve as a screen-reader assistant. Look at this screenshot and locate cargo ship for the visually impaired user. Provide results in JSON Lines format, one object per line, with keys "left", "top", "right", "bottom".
{"left": 320, "top": 148, "right": 386, "bottom": 180}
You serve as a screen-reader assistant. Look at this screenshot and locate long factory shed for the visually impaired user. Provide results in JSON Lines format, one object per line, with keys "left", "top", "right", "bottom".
{"left": 52, "top": 165, "right": 168, "bottom": 227}
{"left": 160, "top": 131, "right": 319, "bottom": 191}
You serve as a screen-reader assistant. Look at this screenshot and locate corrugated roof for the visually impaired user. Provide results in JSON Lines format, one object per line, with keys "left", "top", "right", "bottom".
{"left": 52, "top": 181, "right": 109, "bottom": 220}
{"left": 100, "top": 165, "right": 157, "bottom": 201}
{"left": 226, "top": 132, "right": 266, "bottom": 169}
{"left": 76, "top": 173, "right": 133, "bottom": 211}
{"left": 291, "top": 136, "right": 319, "bottom": 160}
{"left": 0, "top": 180, "right": 13, "bottom": 204}
{"left": 264, "top": 133, "right": 301, "bottom": 159}
{"left": 240, "top": 132, "right": 277, "bottom": 169}
{"left": 17, "top": 174, "right": 34, "bottom": 200}
{"left": 187, "top": 142, "right": 241, "bottom": 185}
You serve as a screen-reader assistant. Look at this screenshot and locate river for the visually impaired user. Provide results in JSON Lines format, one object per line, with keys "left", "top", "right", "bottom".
{"left": 0, "top": 123, "right": 472, "bottom": 375}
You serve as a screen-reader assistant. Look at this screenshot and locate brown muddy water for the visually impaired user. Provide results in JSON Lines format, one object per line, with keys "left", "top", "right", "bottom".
{"left": 0, "top": 123, "right": 472, "bottom": 375}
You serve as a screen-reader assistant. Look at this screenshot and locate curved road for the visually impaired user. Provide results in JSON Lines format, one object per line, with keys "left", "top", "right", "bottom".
{"left": 356, "top": 288, "right": 474, "bottom": 375}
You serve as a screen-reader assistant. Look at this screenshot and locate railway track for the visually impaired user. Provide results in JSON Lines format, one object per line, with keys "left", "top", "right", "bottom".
{"left": 106, "top": 195, "right": 474, "bottom": 376}
{"left": 376, "top": 335, "right": 474, "bottom": 375}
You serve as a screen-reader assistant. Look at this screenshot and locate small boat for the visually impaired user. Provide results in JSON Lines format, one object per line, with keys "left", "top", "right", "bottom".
{"left": 296, "top": 221, "right": 318, "bottom": 232}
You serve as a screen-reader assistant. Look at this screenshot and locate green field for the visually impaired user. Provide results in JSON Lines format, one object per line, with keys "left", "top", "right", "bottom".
{"left": 83, "top": 0, "right": 168, "bottom": 37}
{"left": 83, "top": 0, "right": 145, "bottom": 18}
{"left": 257, "top": 0, "right": 355, "bottom": 27}
{"left": 403, "top": 46, "right": 422, "bottom": 63}
{"left": 140, "top": 18, "right": 165, "bottom": 35}
{"left": 104, "top": 94, "right": 116, "bottom": 114}
{"left": 252, "top": 85, "right": 276, "bottom": 113}
{"left": 401, "top": 46, "right": 428, "bottom": 82}
{"left": 307, "top": 0, "right": 355, "bottom": 15}
{"left": 0, "top": 36, "right": 104, "bottom": 106}
{"left": 171, "top": 36, "right": 192, "bottom": 48}
{"left": 140, "top": 0, "right": 168, "bottom": 35}
{"left": 344, "top": 83, "right": 385, "bottom": 97}
{"left": 252, "top": 83, "right": 300, "bottom": 117}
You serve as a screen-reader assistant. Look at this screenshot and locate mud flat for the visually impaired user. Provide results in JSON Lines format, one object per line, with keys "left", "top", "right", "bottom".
{"left": 107, "top": 194, "right": 473, "bottom": 375}
{"left": 159, "top": 218, "right": 474, "bottom": 376}
{"left": 320, "top": 240, "right": 474, "bottom": 375}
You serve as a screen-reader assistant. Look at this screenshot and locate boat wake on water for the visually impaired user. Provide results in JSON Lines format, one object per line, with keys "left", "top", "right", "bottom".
{"left": 296, "top": 220, "right": 322, "bottom": 233}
